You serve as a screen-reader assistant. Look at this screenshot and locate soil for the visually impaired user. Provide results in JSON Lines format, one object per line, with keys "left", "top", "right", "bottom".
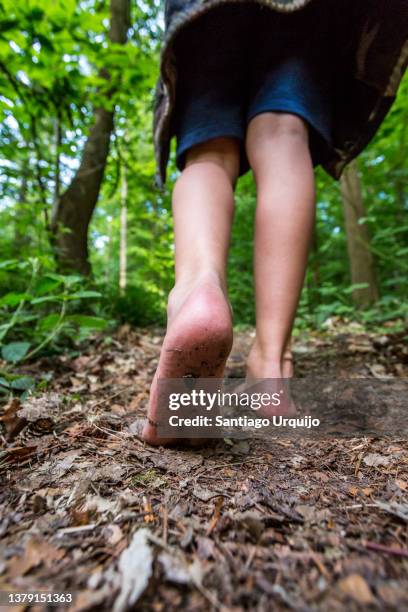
{"left": 1, "top": 321, "right": 407, "bottom": 611}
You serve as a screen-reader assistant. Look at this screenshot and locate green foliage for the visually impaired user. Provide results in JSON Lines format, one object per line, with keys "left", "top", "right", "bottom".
{"left": 0, "top": 258, "right": 109, "bottom": 363}
{"left": 0, "top": 0, "right": 406, "bottom": 342}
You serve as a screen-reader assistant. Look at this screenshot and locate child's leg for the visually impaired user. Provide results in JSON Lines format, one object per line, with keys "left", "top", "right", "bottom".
{"left": 143, "top": 137, "right": 239, "bottom": 445}
{"left": 245, "top": 112, "right": 315, "bottom": 379}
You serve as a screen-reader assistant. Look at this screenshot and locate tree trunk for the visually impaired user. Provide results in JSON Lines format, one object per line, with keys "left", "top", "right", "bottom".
{"left": 51, "top": 0, "right": 130, "bottom": 274}
{"left": 53, "top": 113, "right": 62, "bottom": 208}
{"left": 119, "top": 166, "right": 127, "bottom": 294}
{"left": 14, "top": 160, "right": 29, "bottom": 252}
{"left": 340, "top": 160, "right": 379, "bottom": 306}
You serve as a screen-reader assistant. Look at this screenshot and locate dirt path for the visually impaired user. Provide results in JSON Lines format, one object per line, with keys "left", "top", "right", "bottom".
{"left": 1, "top": 323, "right": 407, "bottom": 610}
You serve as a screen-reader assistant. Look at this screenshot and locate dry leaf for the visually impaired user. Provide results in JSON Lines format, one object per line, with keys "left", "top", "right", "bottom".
{"left": 338, "top": 574, "right": 374, "bottom": 604}
{"left": 159, "top": 551, "right": 204, "bottom": 586}
{"left": 348, "top": 342, "right": 373, "bottom": 353}
{"left": 395, "top": 479, "right": 407, "bottom": 491}
{"left": 193, "top": 486, "right": 218, "bottom": 502}
{"left": 7, "top": 537, "right": 65, "bottom": 578}
{"left": 113, "top": 528, "right": 153, "bottom": 612}
{"left": 375, "top": 501, "right": 408, "bottom": 522}
{"left": 363, "top": 453, "right": 390, "bottom": 467}
{"left": 368, "top": 363, "right": 391, "bottom": 378}
{"left": 17, "top": 393, "right": 61, "bottom": 421}
{"left": 104, "top": 524, "right": 123, "bottom": 545}
{"left": 3, "top": 445, "right": 37, "bottom": 463}
{"left": 0, "top": 398, "right": 26, "bottom": 439}
{"left": 196, "top": 536, "right": 216, "bottom": 560}
{"left": 83, "top": 495, "right": 118, "bottom": 515}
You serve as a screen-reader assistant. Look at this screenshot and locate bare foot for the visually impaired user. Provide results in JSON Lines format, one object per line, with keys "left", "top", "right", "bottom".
{"left": 142, "top": 273, "right": 233, "bottom": 445}
{"left": 246, "top": 341, "right": 297, "bottom": 417}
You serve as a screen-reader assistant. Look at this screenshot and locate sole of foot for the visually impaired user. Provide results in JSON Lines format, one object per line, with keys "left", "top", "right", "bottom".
{"left": 142, "top": 280, "right": 233, "bottom": 446}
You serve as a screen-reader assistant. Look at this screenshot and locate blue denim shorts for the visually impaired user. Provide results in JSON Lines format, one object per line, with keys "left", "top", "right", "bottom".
{"left": 173, "top": 2, "right": 335, "bottom": 174}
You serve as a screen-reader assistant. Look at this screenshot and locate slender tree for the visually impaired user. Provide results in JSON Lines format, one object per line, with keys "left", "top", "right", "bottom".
{"left": 119, "top": 165, "right": 128, "bottom": 295}
{"left": 340, "top": 160, "right": 379, "bottom": 306}
{"left": 51, "top": 0, "right": 131, "bottom": 274}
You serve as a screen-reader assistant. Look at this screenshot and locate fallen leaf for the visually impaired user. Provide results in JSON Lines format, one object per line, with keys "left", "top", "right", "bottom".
{"left": 196, "top": 536, "right": 216, "bottom": 560}
{"left": 377, "top": 582, "right": 405, "bottom": 606}
{"left": 231, "top": 440, "right": 250, "bottom": 455}
{"left": 17, "top": 393, "right": 61, "bottom": 422}
{"left": 158, "top": 551, "right": 204, "bottom": 586}
{"left": 3, "top": 445, "right": 37, "bottom": 463}
{"left": 363, "top": 453, "right": 391, "bottom": 467}
{"left": 337, "top": 574, "right": 374, "bottom": 604}
{"left": 0, "top": 398, "right": 26, "bottom": 439}
{"left": 7, "top": 537, "right": 65, "bottom": 578}
{"left": 233, "top": 511, "right": 265, "bottom": 541}
{"left": 313, "top": 471, "right": 330, "bottom": 482}
{"left": 82, "top": 495, "right": 118, "bottom": 516}
{"left": 395, "top": 479, "right": 407, "bottom": 491}
{"left": 104, "top": 524, "right": 123, "bottom": 545}
{"left": 206, "top": 496, "right": 224, "bottom": 536}
{"left": 348, "top": 342, "right": 373, "bottom": 353}
{"left": 111, "top": 403, "right": 126, "bottom": 415}
{"left": 89, "top": 464, "right": 125, "bottom": 483}
{"left": 113, "top": 528, "right": 153, "bottom": 612}
{"left": 368, "top": 363, "right": 392, "bottom": 378}
{"left": 70, "top": 508, "right": 90, "bottom": 526}
{"left": 295, "top": 505, "right": 331, "bottom": 525}
{"left": 193, "top": 486, "right": 219, "bottom": 502}
{"left": 375, "top": 501, "right": 408, "bottom": 522}
{"left": 291, "top": 455, "right": 305, "bottom": 468}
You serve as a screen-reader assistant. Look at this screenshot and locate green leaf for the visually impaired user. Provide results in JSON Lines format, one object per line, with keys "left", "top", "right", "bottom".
{"left": 10, "top": 376, "right": 36, "bottom": 391}
{"left": 34, "top": 276, "right": 63, "bottom": 295}
{"left": 62, "top": 274, "right": 84, "bottom": 286}
{"left": 1, "top": 341, "right": 31, "bottom": 363}
{"left": 344, "top": 283, "right": 370, "bottom": 295}
{"left": 0, "top": 19, "right": 19, "bottom": 33}
{"left": 31, "top": 296, "right": 64, "bottom": 304}
{"left": 68, "top": 290, "right": 102, "bottom": 300}
{"left": 36, "top": 313, "right": 61, "bottom": 332}
{"left": 67, "top": 315, "right": 107, "bottom": 330}
{"left": 0, "top": 377, "right": 11, "bottom": 389}
{"left": 0, "top": 292, "right": 30, "bottom": 307}
{"left": 0, "top": 259, "right": 19, "bottom": 270}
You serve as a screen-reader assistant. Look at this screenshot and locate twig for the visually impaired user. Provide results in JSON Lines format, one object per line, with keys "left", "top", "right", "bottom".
{"left": 91, "top": 423, "right": 126, "bottom": 440}
{"left": 364, "top": 541, "right": 408, "bottom": 558}
{"left": 198, "top": 457, "right": 262, "bottom": 474}
{"left": 345, "top": 503, "right": 380, "bottom": 510}
{"left": 89, "top": 389, "right": 129, "bottom": 410}
{"left": 162, "top": 504, "right": 168, "bottom": 544}
{"left": 58, "top": 524, "right": 97, "bottom": 534}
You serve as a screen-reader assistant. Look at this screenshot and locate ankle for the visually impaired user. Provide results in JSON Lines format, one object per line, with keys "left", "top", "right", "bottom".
{"left": 176, "top": 268, "right": 225, "bottom": 291}
{"left": 247, "top": 339, "right": 293, "bottom": 378}
{"left": 249, "top": 339, "right": 286, "bottom": 362}
{"left": 167, "top": 269, "right": 227, "bottom": 320}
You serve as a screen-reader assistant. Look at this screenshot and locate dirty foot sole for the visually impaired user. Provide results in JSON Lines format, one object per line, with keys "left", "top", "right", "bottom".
{"left": 142, "top": 283, "right": 233, "bottom": 446}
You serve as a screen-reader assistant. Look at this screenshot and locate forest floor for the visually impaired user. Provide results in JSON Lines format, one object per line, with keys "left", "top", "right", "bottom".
{"left": 1, "top": 321, "right": 408, "bottom": 611}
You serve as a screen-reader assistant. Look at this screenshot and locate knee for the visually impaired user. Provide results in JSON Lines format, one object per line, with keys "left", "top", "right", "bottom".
{"left": 249, "top": 113, "right": 309, "bottom": 144}
{"left": 246, "top": 113, "right": 311, "bottom": 178}
{"left": 184, "top": 137, "right": 240, "bottom": 186}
